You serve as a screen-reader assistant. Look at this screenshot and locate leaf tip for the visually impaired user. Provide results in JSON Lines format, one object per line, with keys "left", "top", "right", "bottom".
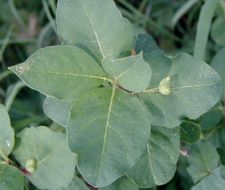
{"left": 8, "top": 61, "right": 32, "bottom": 76}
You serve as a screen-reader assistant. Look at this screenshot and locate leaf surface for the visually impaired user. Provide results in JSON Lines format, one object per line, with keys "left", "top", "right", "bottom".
{"left": 140, "top": 51, "right": 221, "bottom": 128}
{"left": 67, "top": 88, "right": 150, "bottom": 187}
{"left": 0, "top": 164, "right": 24, "bottom": 190}
{"left": 211, "top": 47, "right": 225, "bottom": 102}
{"left": 56, "top": 0, "right": 134, "bottom": 61}
{"left": 127, "top": 126, "right": 180, "bottom": 188}
{"left": 102, "top": 53, "right": 152, "bottom": 92}
{"left": 9, "top": 45, "right": 106, "bottom": 100}
{"left": 43, "top": 96, "right": 72, "bottom": 127}
{"left": 192, "top": 167, "right": 225, "bottom": 190}
{"left": 187, "top": 141, "right": 220, "bottom": 183}
{"left": 13, "top": 126, "right": 76, "bottom": 189}
{"left": 61, "top": 176, "right": 89, "bottom": 190}
{"left": 100, "top": 177, "right": 138, "bottom": 190}
{"left": 180, "top": 121, "right": 201, "bottom": 143}
{"left": 0, "top": 104, "right": 14, "bottom": 160}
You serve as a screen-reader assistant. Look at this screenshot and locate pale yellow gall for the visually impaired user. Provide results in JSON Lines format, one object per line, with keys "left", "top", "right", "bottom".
{"left": 25, "top": 158, "right": 38, "bottom": 173}
{"left": 159, "top": 76, "right": 171, "bottom": 95}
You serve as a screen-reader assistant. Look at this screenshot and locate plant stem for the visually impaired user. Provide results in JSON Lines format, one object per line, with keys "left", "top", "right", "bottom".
{"left": 42, "top": 0, "right": 58, "bottom": 37}
{"left": 0, "top": 150, "right": 9, "bottom": 162}
{"left": 0, "top": 25, "right": 13, "bottom": 63}
{"left": 0, "top": 70, "right": 13, "bottom": 82}
{"left": 5, "top": 81, "right": 26, "bottom": 111}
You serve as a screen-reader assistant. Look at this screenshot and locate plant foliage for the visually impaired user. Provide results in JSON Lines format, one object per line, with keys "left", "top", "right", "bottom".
{"left": 0, "top": 0, "right": 224, "bottom": 189}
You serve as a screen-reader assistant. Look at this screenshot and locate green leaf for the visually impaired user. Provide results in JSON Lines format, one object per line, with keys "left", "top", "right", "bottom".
{"left": 134, "top": 34, "right": 159, "bottom": 55}
{"left": 192, "top": 167, "right": 225, "bottom": 190}
{"left": 100, "top": 177, "right": 138, "bottom": 190}
{"left": 187, "top": 141, "right": 220, "bottom": 183}
{"left": 102, "top": 53, "right": 152, "bottom": 92}
{"left": 0, "top": 104, "right": 15, "bottom": 160}
{"left": 13, "top": 126, "right": 76, "bottom": 189}
{"left": 218, "top": 148, "right": 225, "bottom": 165}
{"left": 140, "top": 51, "right": 221, "bottom": 128}
{"left": 207, "top": 126, "right": 225, "bottom": 148}
{"left": 200, "top": 106, "right": 223, "bottom": 131}
{"left": 220, "top": 0, "right": 225, "bottom": 17}
{"left": 194, "top": 0, "right": 219, "bottom": 60}
{"left": 43, "top": 96, "right": 72, "bottom": 127}
{"left": 127, "top": 126, "right": 180, "bottom": 188}
{"left": 67, "top": 88, "right": 150, "bottom": 187}
{"left": 181, "top": 121, "right": 201, "bottom": 144}
{"left": 211, "top": 47, "right": 225, "bottom": 102}
{"left": 211, "top": 16, "right": 225, "bottom": 46}
{"left": 9, "top": 45, "right": 107, "bottom": 100}
{"left": 0, "top": 163, "right": 24, "bottom": 190}
{"left": 56, "top": 0, "right": 134, "bottom": 61}
{"left": 61, "top": 176, "right": 89, "bottom": 190}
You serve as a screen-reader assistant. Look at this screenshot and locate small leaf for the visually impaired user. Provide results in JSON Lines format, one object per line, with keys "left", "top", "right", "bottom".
{"left": 134, "top": 34, "right": 159, "bottom": 55}
{"left": 200, "top": 106, "right": 223, "bottom": 131}
{"left": 192, "top": 167, "right": 225, "bottom": 190}
{"left": 0, "top": 104, "right": 15, "bottom": 160}
{"left": 61, "top": 176, "right": 89, "bottom": 190}
{"left": 56, "top": 0, "right": 134, "bottom": 61}
{"left": 67, "top": 88, "right": 150, "bottom": 187}
{"left": 13, "top": 126, "right": 76, "bottom": 189}
{"left": 127, "top": 126, "right": 180, "bottom": 188}
{"left": 211, "top": 47, "right": 225, "bottom": 102}
{"left": 0, "top": 163, "right": 24, "bottom": 190}
{"left": 102, "top": 53, "right": 152, "bottom": 92}
{"left": 187, "top": 141, "right": 220, "bottom": 183}
{"left": 100, "top": 177, "right": 138, "bottom": 190}
{"left": 180, "top": 121, "right": 201, "bottom": 144}
{"left": 43, "top": 96, "right": 72, "bottom": 127}
{"left": 140, "top": 51, "right": 221, "bottom": 128}
{"left": 207, "top": 126, "right": 225, "bottom": 148}
{"left": 9, "top": 45, "right": 107, "bottom": 100}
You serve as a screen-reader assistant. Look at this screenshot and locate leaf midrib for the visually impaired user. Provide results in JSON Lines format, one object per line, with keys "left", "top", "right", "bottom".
{"left": 79, "top": 1, "right": 105, "bottom": 58}
{"left": 96, "top": 84, "right": 116, "bottom": 184}
{"left": 29, "top": 70, "right": 112, "bottom": 82}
